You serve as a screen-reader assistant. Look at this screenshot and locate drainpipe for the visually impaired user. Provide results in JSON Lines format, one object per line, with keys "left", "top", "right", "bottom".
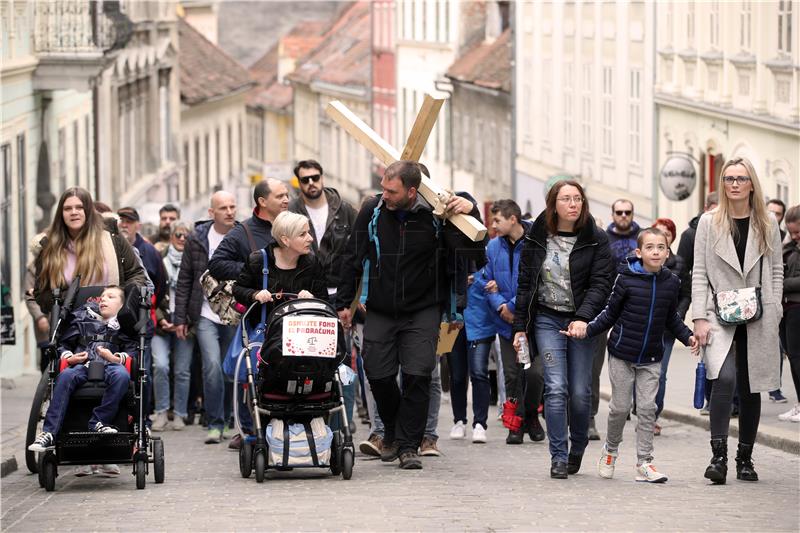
{"left": 510, "top": 0, "right": 517, "bottom": 201}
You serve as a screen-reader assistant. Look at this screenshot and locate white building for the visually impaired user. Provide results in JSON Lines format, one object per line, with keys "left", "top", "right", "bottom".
{"left": 515, "top": 1, "right": 656, "bottom": 226}
{"left": 655, "top": 1, "right": 799, "bottom": 232}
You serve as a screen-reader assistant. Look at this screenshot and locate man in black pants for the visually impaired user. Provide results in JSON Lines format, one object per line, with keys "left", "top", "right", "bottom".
{"left": 336, "top": 161, "right": 484, "bottom": 470}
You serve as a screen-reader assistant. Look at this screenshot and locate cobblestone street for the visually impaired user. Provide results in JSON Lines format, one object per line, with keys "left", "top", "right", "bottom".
{"left": 2, "top": 391, "right": 799, "bottom": 532}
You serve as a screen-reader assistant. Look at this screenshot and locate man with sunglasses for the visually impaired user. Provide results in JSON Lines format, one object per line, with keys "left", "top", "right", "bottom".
{"left": 288, "top": 160, "right": 357, "bottom": 299}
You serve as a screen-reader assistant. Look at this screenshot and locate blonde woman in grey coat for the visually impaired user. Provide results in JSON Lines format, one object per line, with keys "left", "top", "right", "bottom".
{"left": 692, "top": 157, "right": 783, "bottom": 485}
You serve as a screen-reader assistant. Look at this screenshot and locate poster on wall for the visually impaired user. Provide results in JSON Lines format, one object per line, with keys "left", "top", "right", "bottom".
{"left": 659, "top": 154, "right": 697, "bottom": 201}
{"left": 282, "top": 316, "right": 338, "bottom": 358}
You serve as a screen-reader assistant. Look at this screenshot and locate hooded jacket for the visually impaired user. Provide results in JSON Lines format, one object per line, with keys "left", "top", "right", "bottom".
{"left": 586, "top": 257, "right": 693, "bottom": 364}
{"left": 463, "top": 268, "right": 498, "bottom": 342}
{"left": 288, "top": 187, "right": 357, "bottom": 290}
{"left": 606, "top": 221, "right": 641, "bottom": 267}
{"left": 513, "top": 212, "right": 614, "bottom": 336}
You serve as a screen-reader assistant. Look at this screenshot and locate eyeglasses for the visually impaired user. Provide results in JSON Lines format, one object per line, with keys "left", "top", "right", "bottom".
{"left": 556, "top": 196, "right": 584, "bottom": 205}
{"left": 298, "top": 174, "right": 322, "bottom": 185}
{"left": 722, "top": 175, "right": 751, "bottom": 185}
{"left": 615, "top": 210, "right": 632, "bottom": 217}
{"left": 174, "top": 232, "right": 187, "bottom": 240}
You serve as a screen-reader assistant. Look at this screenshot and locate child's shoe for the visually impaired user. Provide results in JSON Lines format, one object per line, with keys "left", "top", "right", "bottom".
{"left": 99, "top": 464, "right": 121, "bottom": 477}
{"left": 74, "top": 464, "right": 97, "bottom": 477}
{"left": 28, "top": 432, "right": 54, "bottom": 452}
{"left": 635, "top": 462, "right": 668, "bottom": 483}
{"left": 151, "top": 411, "right": 169, "bottom": 431}
{"left": 597, "top": 444, "right": 618, "bottom": 479}
{"left": 91, "top": 422, "right": 118, "bottom": 434}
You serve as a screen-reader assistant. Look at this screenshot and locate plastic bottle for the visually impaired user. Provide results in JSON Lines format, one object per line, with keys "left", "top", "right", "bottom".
{"left": 517, "top": 337, "right": 531, "bottom": 370}
{"left": 693, "top": 360, "right": 706, "bottom": 409}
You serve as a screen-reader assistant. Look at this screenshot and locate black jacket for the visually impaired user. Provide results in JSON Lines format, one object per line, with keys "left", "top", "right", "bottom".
{"left": 784, "top": 240, "right": 800, "bottom": 304}
{"left": 676, "top": 213, "right": 701, "bottom": 274}
{"left": 289, "top": 187, "right": 358, "bottom": 290}
{"left": 513, "top": 212, "right": 614, "bottom": 335}
{"left": 586, "top": 257, "right": 693, "bottom": 364}
{"left": 173, "top": 220, "right": 213, "bottom": 327}
{"left": 208, "top": 210, "right": 275, "bottom": 282}
{"left": 232, "top": 243, "right": 328, "bottom": 328}
{"left": 335, "top": 193, "right": 485, "bottom": 317}
{"left": 665, "top": 248, "right": 691, "bottom": 319}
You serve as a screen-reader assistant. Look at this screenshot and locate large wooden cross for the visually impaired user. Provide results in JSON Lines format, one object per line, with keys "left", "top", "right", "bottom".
{"left": 325, "top": 94, "right": 487, "bottom": 242}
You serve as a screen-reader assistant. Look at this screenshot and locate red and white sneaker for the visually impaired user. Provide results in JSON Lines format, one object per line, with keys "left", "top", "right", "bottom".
{"left": 635, "top": 462, "right": 668, "bottom": 483}
{"left": 597, "top": 444, "right": 618, "bottom": 479}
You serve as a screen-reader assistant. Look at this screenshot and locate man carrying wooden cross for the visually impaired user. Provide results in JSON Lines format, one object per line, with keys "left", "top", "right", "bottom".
{"left": 336, "top": 160, "right": 485, "bottom": 469}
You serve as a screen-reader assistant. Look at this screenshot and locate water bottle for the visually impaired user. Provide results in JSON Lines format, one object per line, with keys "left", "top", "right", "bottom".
{"left": 693, "top": 360, "right": 706, "bottom": 409}
{"left": 517, "top": 337, "right": 531, "bottom": 370}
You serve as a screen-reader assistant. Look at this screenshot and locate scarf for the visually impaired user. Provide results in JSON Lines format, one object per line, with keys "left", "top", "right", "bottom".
{"left": 164, "top": 244, "right": 183, "bottom": 291}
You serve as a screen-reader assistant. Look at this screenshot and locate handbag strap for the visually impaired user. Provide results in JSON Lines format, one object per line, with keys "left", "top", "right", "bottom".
{"left": 259, "top": 249, "right": 269, "bottom": 325}
{"left": 707, "top": 255, "right": 764, "bottom": 293}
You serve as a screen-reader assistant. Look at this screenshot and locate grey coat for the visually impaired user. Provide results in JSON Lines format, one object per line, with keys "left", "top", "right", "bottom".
{"left": 691, "top": 212, "right": 784, "bottom": 392}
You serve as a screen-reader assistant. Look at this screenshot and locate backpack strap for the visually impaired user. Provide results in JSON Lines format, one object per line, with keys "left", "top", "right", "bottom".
{"left": 303, "top": 420, "right": 320, "bottom": 467}
{"left": 359, "top": 198, "right": 383, "bottom": 305}
{"left": 259, "top": 249, "right": 269, "bottom": 325}
{"left": 242, "top": 222, "right": 258, "bottom": 252}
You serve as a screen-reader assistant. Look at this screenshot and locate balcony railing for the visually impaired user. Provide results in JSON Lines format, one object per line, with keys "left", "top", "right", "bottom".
{"left": 33, "top": 1, "right": 132, "bottom": 56}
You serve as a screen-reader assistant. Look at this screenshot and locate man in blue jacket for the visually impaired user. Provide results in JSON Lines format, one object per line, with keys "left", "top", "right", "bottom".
{"left": 479, "top": 200, "right": 545, "bottom": 445}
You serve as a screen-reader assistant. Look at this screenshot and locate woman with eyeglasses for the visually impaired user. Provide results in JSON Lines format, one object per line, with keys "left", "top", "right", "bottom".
{"left": 151, "top": 220, "right": 196, "bottom": 431}
{"left": 512, "top": 180, "right": 614, "bottom": 479}
{"left": 692, "top": 157, "right": 783, "bottom": 484}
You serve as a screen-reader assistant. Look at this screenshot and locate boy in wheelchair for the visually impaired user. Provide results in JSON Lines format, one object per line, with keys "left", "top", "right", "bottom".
{"left": 28, "top": 286, "right": 136, "bottom": 464}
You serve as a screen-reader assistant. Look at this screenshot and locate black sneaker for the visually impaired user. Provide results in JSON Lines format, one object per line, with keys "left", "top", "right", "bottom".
{"left": 380, "top": 441, "right": 400, "bottom": 462}
{"left": 28, "top": 432, "right": 54, "bottom": 452}
{"left": 527, "top": 417, "right": 546, "bottom": 442}
{"left": 398, "top": 451, "right": 423, "bottom": 470}
{"left": 506, "top": 429, "right": 524, "bottom": 445}
{"left": 567, "top": 453, "right": 583, "bottom": 475}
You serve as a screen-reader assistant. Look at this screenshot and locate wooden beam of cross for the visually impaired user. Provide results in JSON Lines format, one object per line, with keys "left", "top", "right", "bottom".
{"left": 325, "top": 95, "right": 487, "bottom": 242}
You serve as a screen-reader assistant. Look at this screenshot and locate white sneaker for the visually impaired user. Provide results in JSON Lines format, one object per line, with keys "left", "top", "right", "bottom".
{"left": 74, "top": 464, "right": 97, "bottom": 477}
{"left": 171, "top": 416, "right": 186, "bottom": 431}
{"left": 472, "top": 424, "right": 487, "bottom": 443}
{"left": 99, "top": 464, "right": 121, "bottom": 477}
{"left": 635, "top": 462, "right": 668, "bottom": 483}
{"left": 777, "top": 404, "right": 800, "bottom": 422}
{"left": 597, "top": 445, "right": 618, "bottom": 479}
{"left": 151, "top": 412, "right": 169, "bottom": 432}
{"left": 449, "top": 421, "right": 466, "bottom": 440}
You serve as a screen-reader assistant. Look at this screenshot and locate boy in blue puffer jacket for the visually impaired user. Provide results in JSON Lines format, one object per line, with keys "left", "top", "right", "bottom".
{"left": 565, "top": 228, "right": 698, "bottom": 483}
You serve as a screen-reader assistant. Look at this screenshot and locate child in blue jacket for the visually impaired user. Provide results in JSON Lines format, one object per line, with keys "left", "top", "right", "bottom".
{"left": 565, "top": 228, "right": 698, "bottom": 483}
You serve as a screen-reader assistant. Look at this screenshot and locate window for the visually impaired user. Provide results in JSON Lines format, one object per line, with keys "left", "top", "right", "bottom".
{"left": 215, "top": 128, "right": 220, "bottom": 186}
{"left": 710, "top": 1, "right": 720, "bottom": 47}
{"left": 778, "top": 0, "right": 793, "bottom": 53}
{"left": 159, "top": 72, "right": 171, "bottom": 163}
{"left": 740, "top": 1, "right": 752, "bottom": 49}
{"left": 666, "top": 3, "right": 674, "bottom": 39}
{"left": 542, "top": 60, "right": 552, "bottom": 145}
{"left": 777, "top": 179, "right": 789, "bottom": 203}
{"left": 73, "top": 120, "right": 80, "bottom": 186}
{"left": 775, "top": 77, "right": 791, "bottom": 103}
{"left": 564, "top": 62, "right": 573, "bottom": 148}
{"left": 629, "top": 70, "right": 641, "bottom": 165}
{"left": 602, "top": 66, "right": 613, "bottom": 158}
{"left": 686, "top": 62, "right": 696, "bottom": 86}
{"left": 708, "top": 67, "right": 720, "bottom": 91}
{"left": 182, "top": 141, "right": 189, "bottom": 195}
{"left": 58, "top": 127, "right": 66, "bottom": 192}
{"left": 1, "top": 143, "right": 11, "bottom": 288}
{"left": 738, "top": 73, "right": 750, "bottom": 96}
{"left": 581, "top": 63, "right": 592, "bottom": 153}
{"left": 85, "top": 115, "right": 92, "bottom": 190}
{"left": 17, "top": 133, "right": 26, "bottom": 285}
{"left": 204, "top": 133, "right": 210, "bottom": 191}
{"left": 238, "top": 119, "right": 243, "bottom": 174}
{"left": 687, "top": 2, "right": 695, "bottom": 42}
{"left": 227, "top": 123, "right": 232, "bottom": 179}
{"left": 194, "top": 137, "right": 200, "bottom": 196}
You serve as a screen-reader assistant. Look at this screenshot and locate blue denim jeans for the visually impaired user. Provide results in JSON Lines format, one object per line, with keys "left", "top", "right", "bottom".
{"left": 151, "top": 331, "right": 195, "bottom": 418}
{"left": 655, "top": 335, "right": 675, "bottom": 418}
{"left": 448, "top": 328, "right": 492, "bottom": 429}
{"left": 43, "top": 364, "right": 130, "bottom": 434}
{"left": 367, "top": 363, "right": 441, "bottom": 439}
{"left": 534, "top": 312, "right": 594, "bottom": 463}
{"left": 196, "top": 317, "right": 237, "bottom": 431}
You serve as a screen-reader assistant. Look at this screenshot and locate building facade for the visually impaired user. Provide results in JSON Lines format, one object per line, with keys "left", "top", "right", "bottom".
{"left": 372, "top": 0, "right": 396, "bottom": 183}
{"left": 515, "top": 1, "right": 656, "bottom": 226}
{"left": 655, "top": 1, "right": 799, "bottom": 232}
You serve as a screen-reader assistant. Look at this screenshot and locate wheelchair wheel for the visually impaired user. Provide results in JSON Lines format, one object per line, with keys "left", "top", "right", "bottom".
{"left": 153, "top": 439, "right": 165, "bottom": 484}
{"left": 239, "top": 441, "right": 253, "bottom": 478}
{"left": 135, "top": 459, "right": 146, "bottom": 490}
{"left": 341, "top": 448, "right": 354, "bottom": 480}
{"left": 254, "top": 449, "right": 266, "bottom": 483}
{"left": 42, "top": 453, "right": 57, "bottom": 492}
{"left": 25, "top": 373, "right": 50, "bottom": 474}
{"left": 330, "top": 431, "right": 342, "bottom": 476}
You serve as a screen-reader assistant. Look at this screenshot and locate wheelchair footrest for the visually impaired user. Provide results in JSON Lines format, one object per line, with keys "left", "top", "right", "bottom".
{"left": 58, "top": 432, "right": 136, "bottom": 463}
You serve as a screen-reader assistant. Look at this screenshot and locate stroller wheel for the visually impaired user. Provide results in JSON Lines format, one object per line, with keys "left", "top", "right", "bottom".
{"left": 239, "top": 441, "right": 253, "bottom": 478}
{"left": 135, "top": 459, "right": 146, "bottom": 490}
{"left": 330, "top": 431, "right": 342, "bottom": 476}
{"left": 152, "top": 439, "right": 165, "bottom": 484}
{"left": 41, "top": 453, "right": 57, "bottom": 492}
{"left": 341, "top": 448, "right": 354, "bottom": 480}
{"left": 254, "top": 450, "right": 266, "bottom": 483}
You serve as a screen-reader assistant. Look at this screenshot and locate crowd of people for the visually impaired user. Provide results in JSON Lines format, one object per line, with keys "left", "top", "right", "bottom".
{"left": 25, "top": 155, "right": 799, "bottom": 483}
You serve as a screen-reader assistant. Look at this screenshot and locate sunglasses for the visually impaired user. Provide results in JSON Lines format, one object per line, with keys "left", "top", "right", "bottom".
{"left": 615, "top": 210, "right": 632, "bottom": 216}
{"left": 174, "top": 232, "right": 187, "bottom": 239}
{"left": 298, "top": 174, "right": 322, "bottom": 185}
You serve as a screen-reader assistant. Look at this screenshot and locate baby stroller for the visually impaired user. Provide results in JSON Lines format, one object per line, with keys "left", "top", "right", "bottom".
{"left": 232, "top": 295, "right": 354, "bottom": 482}
{"left": 25, "top": 276, "right": 165, "bottom": 491}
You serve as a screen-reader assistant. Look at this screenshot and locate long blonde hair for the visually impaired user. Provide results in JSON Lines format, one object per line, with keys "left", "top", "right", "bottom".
{"left": 38, "top": 187, "right": 107, "bottom": 290}
{"left": 712, "top": 157, "right": 773, "bottom": 254}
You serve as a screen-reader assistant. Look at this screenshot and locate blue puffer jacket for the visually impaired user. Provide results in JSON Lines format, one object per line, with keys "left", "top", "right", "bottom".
{"left": 586, "top": 257, "right": 693, "bottom": 364}
{"left": 478, "top": 221, "right": 531, "bottom": 340}
{"left": 463, "top": 268, "right": 497, "bottom": 342}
